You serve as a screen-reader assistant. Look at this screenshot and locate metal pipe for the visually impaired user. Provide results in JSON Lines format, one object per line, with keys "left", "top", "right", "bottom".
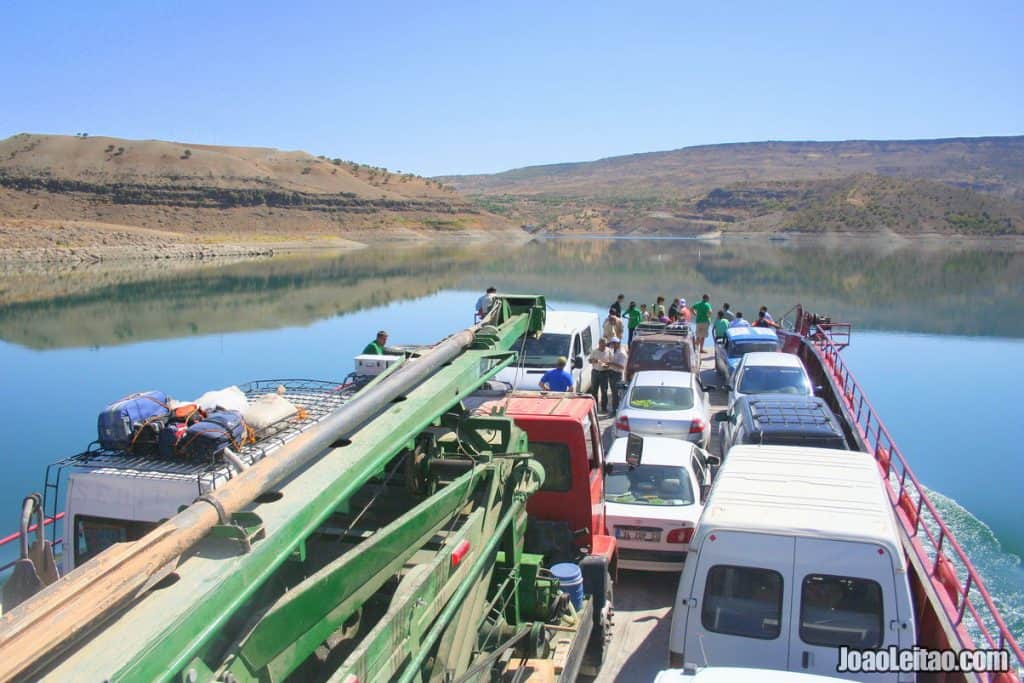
{"left": 0, "top": 325, "right": 485, "bottom": 682}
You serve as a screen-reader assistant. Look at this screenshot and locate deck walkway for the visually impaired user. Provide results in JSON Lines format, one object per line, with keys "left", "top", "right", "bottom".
{"left": 594, "top": 349, "right": 728, "bottom": 682}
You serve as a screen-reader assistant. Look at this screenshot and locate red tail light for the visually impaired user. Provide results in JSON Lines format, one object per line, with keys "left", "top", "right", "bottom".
{"left": 667, "top": 527, "right": 694, "bottom": 544}
{"left": 669, "top": 651, "right": 685, "bottom": 668}
{"left": 615, "top": 415, "right": 630, "bottom": 431}
{"left": 688, "top": 418, "right": 706, "bottom": 434}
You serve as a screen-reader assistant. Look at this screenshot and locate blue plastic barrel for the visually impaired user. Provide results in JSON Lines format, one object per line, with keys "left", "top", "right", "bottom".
{"left": 550, "top": 562, "right": 584, "bottom": 610}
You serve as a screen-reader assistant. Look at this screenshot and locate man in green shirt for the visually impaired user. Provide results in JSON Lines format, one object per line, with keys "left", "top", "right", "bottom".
{"left": 692, "top": 293, "right": 713, "bottom": 355}
{"left": 363, "top": 330, "right": 388, "bottom": 355}
{"left": 624, "top": 300, "right": 642, "bottom": 345}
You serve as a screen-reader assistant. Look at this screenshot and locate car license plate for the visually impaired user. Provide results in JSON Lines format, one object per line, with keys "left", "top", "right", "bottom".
{"left": 616, "top": 527, "right": 661, "bottom": 542}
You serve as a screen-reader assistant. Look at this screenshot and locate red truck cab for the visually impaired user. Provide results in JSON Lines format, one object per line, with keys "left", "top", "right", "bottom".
{"left": 475, "top": 392, "right": 616, "bottom": 564}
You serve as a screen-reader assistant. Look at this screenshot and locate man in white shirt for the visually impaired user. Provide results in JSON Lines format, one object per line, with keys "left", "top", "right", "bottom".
{"left": 588, "top": 337, "right": 612, "bottom": 412}
{"left": 607, "top": 338, "right": 629, "bottom": 412}
{"left": 475, "top": 287, "right": 497, "bottom": 320}
{"left": 729, "top": 312, "right": 751, "bottom": 328}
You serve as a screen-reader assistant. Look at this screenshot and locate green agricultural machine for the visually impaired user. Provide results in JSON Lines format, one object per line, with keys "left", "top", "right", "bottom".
{"left": 0, "top": 295, "right": 611, "bottom": 682}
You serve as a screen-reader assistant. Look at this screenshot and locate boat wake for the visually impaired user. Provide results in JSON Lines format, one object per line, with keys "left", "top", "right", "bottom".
{"left": 923, "top": 486, "right": 1024, "bottom": 642}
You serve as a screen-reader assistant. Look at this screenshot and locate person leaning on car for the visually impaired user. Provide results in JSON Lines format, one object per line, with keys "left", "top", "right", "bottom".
{"left": 607, "top": 338, "right": 628, "bottom": 411}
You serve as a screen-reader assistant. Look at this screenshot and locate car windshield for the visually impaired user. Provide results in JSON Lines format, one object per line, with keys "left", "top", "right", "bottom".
{"left": 728, "top": 341, "right": 779, "bottom": 358}
{"left": 605, "top": 463, "right": 694, "bottom": 506}
{"left": 628, "top": 385, "right": 694, "bottom": 410}
{"left": 738, "top": 367, "right": 811, "bottom": 395}
{"left": 512, "top": 333, "right": 570, "bottom": 368}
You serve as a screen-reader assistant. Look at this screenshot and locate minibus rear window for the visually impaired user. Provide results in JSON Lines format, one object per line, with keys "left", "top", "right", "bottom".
{"left": 800, "top": 574, "right": 884, "bottom": 648}
{"left": 701, "top": 564, "right": 783, "bottom": 639}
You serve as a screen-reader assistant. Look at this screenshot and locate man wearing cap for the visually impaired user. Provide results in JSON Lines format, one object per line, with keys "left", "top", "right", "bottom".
{"left": 607, "top": 338, "right": 628, "bottom": 411}
{"left": 363, "top": 330, "right": 388, "bottom": 355}
{"left": 540, "top": 357, "right": 575, "bottom": 392}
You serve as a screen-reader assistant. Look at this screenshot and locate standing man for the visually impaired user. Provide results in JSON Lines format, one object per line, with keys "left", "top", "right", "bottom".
{"left": 713, "top": 310, "right": 730, "bottom": 345}
{"left": 475, "top": 286, "right": 497, "bottom": 320}
{"left": 607, "top": 338, "right": 628, "bottom": 412}
{"left": 588, "top": 337, "right": 611, "bottom": 412}
{"left": 624, "top": 301, "right": 642, "bottom": 345}
{"left": 692, "top": 293, "right": 713, "bottom": 354}
{"left": 722, "top": 303, "right": 736, "bottom": 321}
{"left": 610, "top": 293, "right": 625, "bottom": 317}
{"left": 540, "top": 357, "right": 575, "bottom": 392}
{"left": 603, "top": 307, "right": 624, "bottom": 342}
{"left": 363, "top": 330, "right": 388, "bottom": 354}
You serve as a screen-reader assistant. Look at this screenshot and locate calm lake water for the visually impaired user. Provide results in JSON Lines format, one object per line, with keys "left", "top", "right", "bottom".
{"left": 1, "top": 237, "right": 1022, "bottom": 636}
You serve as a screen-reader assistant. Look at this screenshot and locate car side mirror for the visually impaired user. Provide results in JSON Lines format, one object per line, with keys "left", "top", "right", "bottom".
{"left": 573, "top": 356, "right": 584, "bottom": 370}
{"left": 713, "top": 410, "right": 728, "bottom": 423}
{"left": 618, "top": 382, "right": 628, "bottom": 391}
{"left": 814, "top": 384, "right": 824, "bottom": 393}
{"left": 700, "top": 484, "right": 711, "bottom": 505}
{"left": 705, "top": 454, "right": 721, "bottom": 468}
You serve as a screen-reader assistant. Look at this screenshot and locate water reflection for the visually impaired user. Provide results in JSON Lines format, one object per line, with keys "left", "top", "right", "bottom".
{"left": 1, "top": 238, "right": 1022, "bottom": 349}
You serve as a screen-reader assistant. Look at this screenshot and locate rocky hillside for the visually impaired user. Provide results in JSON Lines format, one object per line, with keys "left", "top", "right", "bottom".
{"left": 438, "top": 137, "right": 1024, "bottom": 236}
{"left": 0, "top": 133, "right": 517, "bottom": 253}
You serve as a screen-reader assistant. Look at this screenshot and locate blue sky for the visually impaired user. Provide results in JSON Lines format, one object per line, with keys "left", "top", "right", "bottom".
{"left": 1, "top": 1, "right": 1021, "bottom": 176}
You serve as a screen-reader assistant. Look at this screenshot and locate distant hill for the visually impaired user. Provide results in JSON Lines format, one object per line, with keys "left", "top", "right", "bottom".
{"left": 0, "top": 133, "right": 516, "bottom": 252}
{"left": 437, "top": 136, "right": 1024, "bottom": 236}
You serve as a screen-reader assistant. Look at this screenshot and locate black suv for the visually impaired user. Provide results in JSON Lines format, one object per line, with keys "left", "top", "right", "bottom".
{"left": 715, "top": 395, "right": 848, "bottom": 457}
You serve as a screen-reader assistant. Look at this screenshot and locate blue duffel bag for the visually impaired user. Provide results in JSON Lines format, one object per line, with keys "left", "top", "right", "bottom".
{"left": 97, "top": 390, "right": 170, "bottom": 451}
{"left": 179, "top": 410, "right": 248, "bottom": 461}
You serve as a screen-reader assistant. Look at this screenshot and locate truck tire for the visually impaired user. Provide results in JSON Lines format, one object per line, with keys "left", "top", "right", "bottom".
{"left": 580, "top": 557, "right": 613, "bottom": 675}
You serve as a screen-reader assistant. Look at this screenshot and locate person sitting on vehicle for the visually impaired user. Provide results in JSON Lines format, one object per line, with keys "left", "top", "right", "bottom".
{"left": 475, "top": 287, "right": 497, "bottom": 320}
{"left": 639, "top": 303, "right": 651, "bottom": 321}
{"left": 607, "top": 338, "right": 628, "bottom": 411}
{"left": 729, "top": 312, "right": 750, "bottom": 328}
{"left": 603, "top": 307, "right": 624, "bottom": 341}
{"left": 539, "top": 357, "right": 575, "bottom": 392}
{"left": 679, "top": 298, "right": 693, "bottom": 323}
{"left": 722, "top": 302, "right": 736, "bottom": 321}
{"left": 713, "top": 310, "right": 730, "bottom": 343}
{"left": 363, "top": 330, "right": 388, "bottom": 355}
{"left": 759, "top": 305, "right": 775, "bottom": 324}
{"left": 754, "top": 310, "right": 780, "bottom": 329}
{"left": 668, "top": 297, "right": 681, "bottom": 319}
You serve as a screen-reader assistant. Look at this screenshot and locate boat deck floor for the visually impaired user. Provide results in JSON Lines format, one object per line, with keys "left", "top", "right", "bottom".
{"left": 594, "top": 349, "right": 727, "bottom": 681}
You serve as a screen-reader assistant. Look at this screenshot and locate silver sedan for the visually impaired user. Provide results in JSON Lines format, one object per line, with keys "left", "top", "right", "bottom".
{"left": 614, "top": 370, "right": 711, "bottom": 448}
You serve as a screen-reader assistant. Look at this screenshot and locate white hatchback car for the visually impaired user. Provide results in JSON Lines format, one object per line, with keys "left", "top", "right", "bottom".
{"left": 614, "top": 370, "right": 710, "bottom": 448}
{"left": 727, "top": 351, "right": 815, "bottom": 409}
{"left": 604, "top": 435, "right": 718, "bottom": 572}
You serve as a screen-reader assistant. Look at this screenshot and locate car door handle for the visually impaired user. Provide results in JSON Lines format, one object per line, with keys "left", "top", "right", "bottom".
{"left": 686, "top": 597, "right": 697, "bottom": 607}
{"left": 801, "top": 651, "right": 811, "bottom": 668}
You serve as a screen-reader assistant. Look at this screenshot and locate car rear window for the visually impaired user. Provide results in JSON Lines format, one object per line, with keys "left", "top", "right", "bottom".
{"left": 737, "top": 367, "right": 811, "bottom": 396}
{"left": 728, "top": 341, "right": 779, "bottom": 358}
{"left": 800, "top": 574, "right": 883, "bottom": 648}
{"left": 702, "top": 565, "right": 784, "bottom": 639}
{"left": 529, "top": 441, "right": 573, "bottom": 492}
{"left": 629, "top": 385, "right": 694, "bottom": 411}
{"left": 605, "top": 463, "right": 694, "bottom": 506}
{"left": 631, "top": 342, "right": 691, "bottom": 371}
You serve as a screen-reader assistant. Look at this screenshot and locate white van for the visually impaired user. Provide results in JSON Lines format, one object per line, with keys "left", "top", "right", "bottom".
{"left": 495, "top": 310, "right": 600, "bottom": 392}
{"left": 668, "top": 445, "right": 916, "bottom": 682}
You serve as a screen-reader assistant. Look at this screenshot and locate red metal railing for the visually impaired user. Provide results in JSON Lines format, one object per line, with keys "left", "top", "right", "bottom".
{"left": 804, "top": 314, "right": 1023, "bottom": 681}
{"left": 0, "top": 512, "right": 64, "bottom": 573}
